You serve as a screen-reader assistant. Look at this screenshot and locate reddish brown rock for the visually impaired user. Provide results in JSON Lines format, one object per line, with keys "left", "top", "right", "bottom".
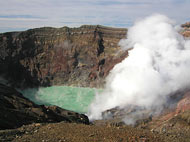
{"left": 181, "top": 30, "right": 190, "bottom": 37}
{"left": 1, "top": 23, "right": 189, "bottom": 89}
{"left": 0, "top": 25, "right": 128, "bottom": 88}
{"left": 176, "top": 92, "right": 190, "bottom": 114}
{"left": 181, "top": 22, "right": 190, "bottom": 37}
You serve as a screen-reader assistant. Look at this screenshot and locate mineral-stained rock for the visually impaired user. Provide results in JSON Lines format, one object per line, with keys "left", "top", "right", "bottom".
{"left": 100, "top": 90, "right": 190, "bottom": 128}
{"left": 176, "top": 92, "right": 190, "bottom": 114}
{"left": 0, "top": 25, "right": 128, "bottom": 88}
{"left": 0, "top": 83, "right": 89, "bottom": 130}
{"left": 1, "top": 24, "right": 189, "bottom": 88}
{"left": 181, "top": 22, "right": 190, "bottom": 37}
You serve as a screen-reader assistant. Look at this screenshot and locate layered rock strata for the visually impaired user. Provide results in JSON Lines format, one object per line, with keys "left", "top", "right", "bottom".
{"left": 0, "top": 25, "right": 127, "bottom": 88}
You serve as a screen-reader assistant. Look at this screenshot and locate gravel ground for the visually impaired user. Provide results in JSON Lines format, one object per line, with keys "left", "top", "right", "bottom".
{"left": 0, "top": 121, "right": 171, "bottom": 142}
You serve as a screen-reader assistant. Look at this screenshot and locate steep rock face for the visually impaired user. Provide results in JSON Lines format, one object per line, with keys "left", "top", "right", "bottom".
{"left": 0, "top": 83, "right": 89, "bottom": 130}
{"left": 1, "top": 24, "right": 189, "bottom": 89}
{"left": 0, "top": 25, "right": 127, "bottom": 88}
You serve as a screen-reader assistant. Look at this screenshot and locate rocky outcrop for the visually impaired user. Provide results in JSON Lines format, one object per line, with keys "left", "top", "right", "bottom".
{"left": 176, "top": 92, "right": 190, "bottom": 114}
{"left": 0, "top": 83, "right": 89, "bottom": 130}
{"left": 181, "top": 22, "right": 190, "bottom": 28}
{"left": 0, "top": 25, "right": 128, "bottom": 88}
{"left": 181, "top": 22, "right": 190, "bottom": 37}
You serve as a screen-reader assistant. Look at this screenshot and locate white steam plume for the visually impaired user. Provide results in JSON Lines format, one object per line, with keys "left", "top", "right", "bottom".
{"left": 88, "top": 14, "right": 190, "bottom": 124}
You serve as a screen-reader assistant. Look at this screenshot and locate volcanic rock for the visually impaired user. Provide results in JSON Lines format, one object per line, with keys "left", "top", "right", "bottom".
{"left": 0, "top": 25, "right": 128, "bottom": 88}
{"left": 176, "top": 92, "right": 190, "bottom": 114}
{"left": 181, "top": 22, "right": 190, "bottom": 37}
{"left": 0, "top": 83, "right": 89, "bottom": 130}
{"left": 181, "top": 22, "right": 190, "bottom": 28}
{"left": 0, "top": 24, "right": 189, "bottom": 89}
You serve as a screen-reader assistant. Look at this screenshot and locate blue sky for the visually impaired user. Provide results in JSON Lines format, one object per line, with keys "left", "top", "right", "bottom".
{"left": 0, "top": 0, "right": 190, "bottom": 33}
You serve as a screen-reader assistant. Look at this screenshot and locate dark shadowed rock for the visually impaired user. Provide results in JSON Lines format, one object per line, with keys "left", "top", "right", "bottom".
{"left": 181, "top": 22, "right": 190, "bottom": 28}
{"left": 0, "top": 83, "right": 89, "bottom": 130}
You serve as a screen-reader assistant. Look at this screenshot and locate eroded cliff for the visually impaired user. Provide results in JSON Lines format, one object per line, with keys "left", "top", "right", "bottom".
{"left": 0, "top": 25, "right": 127, "bottom": 88}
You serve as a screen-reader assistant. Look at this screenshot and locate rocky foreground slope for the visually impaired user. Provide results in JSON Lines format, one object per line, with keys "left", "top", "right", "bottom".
{"left": 0, "top": 83, "right": 89, "bottom": 130}
{"left": 0, "top": 25, "right": 127, "bottom": 88}
{"left": 1, "top": 83, "right": 190, "bottom": 141}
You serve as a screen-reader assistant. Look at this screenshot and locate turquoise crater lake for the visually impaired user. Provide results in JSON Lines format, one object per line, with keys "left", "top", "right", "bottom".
{"left": 21, "top": 86, "right": 100, "bottom": 113}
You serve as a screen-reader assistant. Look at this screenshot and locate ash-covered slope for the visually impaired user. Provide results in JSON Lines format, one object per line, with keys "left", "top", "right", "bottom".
{"left": 0, "top": 25, "right": 127, "bottom": 88}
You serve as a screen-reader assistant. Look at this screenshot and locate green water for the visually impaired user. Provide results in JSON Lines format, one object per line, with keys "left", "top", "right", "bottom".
{"left": 21, "top": 86, "right": 99, "bottom": 113}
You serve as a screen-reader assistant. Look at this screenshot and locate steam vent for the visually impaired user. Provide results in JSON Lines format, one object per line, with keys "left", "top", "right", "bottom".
{"left": 1, "top": 18, "right": 190, "bottom": 141}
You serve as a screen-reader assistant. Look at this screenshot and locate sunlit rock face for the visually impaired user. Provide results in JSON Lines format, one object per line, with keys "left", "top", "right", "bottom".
{"left": 0, "top": 22, "right": 189, "bottom": 89}
{"left": 181, "top": 22, "right": 190, "bottom": 37}
{"left": 0, "top": 25, "right": 127, "bottom": 88}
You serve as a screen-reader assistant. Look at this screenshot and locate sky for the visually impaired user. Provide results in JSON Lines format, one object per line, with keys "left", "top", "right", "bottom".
{"left": 0, "top": 0, "right": 190, "bottom": 33}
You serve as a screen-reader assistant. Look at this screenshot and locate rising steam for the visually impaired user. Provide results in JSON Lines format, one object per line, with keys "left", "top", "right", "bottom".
{"left": 88, "top": 14, "right": 190, "bottom": 124}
